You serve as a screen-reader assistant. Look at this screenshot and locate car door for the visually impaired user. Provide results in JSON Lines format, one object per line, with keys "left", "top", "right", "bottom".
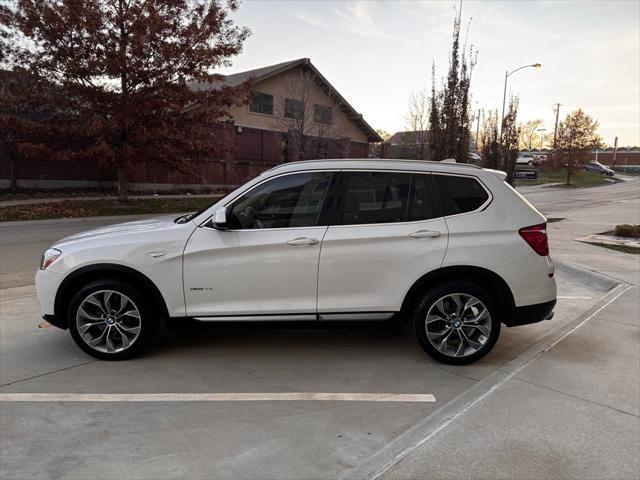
{"left": 183, "top": 171, "right": 335, "bottom": 319}
{"left": 317, "top": 171, "right": 448, "bottom": 318}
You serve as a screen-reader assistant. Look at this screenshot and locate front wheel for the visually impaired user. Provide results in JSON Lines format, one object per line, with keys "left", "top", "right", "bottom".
{"left": 67, "top": 280, "right": 158, "bottom": 360}
{"left": 413, "top": 282, "right": 501, "bottom": 365}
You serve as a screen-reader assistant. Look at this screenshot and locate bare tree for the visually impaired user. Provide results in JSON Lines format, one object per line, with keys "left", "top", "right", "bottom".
{"left": 501, "top": 96, "right": 520, "bottom": 185}
{"left": 273, "top": 69, "right": 348, "bottom": 161}
{"left": 479, "top": 110, "right": 501, "bottom": 170}
{"left": 406, "top": 89, "right": 429, "bottom": 159}
{"left": 518, "top": 119, "right": 543, "bottom": 150}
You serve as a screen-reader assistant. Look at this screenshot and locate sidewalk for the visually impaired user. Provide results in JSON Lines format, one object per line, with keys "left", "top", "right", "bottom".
{"left": 379, "top": 284, "right": 639, "bottom": 480}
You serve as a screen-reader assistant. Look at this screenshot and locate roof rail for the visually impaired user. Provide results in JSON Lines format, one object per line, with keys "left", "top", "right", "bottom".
{"left": 271, "top": 158, "right": 483, "bottom": 170}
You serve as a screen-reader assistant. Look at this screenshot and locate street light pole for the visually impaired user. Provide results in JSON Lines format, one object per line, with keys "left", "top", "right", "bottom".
{"left": 500, "top": 63, "right": 542, "bottom": 136}
{"left": 537, "top": 128, "right": 547, "bottom": 150}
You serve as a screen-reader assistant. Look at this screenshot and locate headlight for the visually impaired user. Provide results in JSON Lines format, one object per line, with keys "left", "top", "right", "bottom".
{"left": 40, "top": 248, "right": 62, "bottom": 270}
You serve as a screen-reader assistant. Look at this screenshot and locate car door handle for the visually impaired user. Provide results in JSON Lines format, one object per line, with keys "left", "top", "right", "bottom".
{"left": 287, "top": 237, "right": 319, "bottom": 246}
{"left": 409, "top": 230, "right": 441, "bottom": 239}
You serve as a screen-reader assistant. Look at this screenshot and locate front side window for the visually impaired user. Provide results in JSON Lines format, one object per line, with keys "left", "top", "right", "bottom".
{"left": 284, "top": 98, "right": 305, "bottom": 120}
{"left": 250, "top": 92, "right": 273, "bottom": 115}
{"left": 314, "top": 104, "right": 332, "bottom": 125}
{"left": 339, "top": 172, "right": 411, "bottom": 225}
{"left": 433, "top": 174, "right": 489, "bottom": 216}
{"left": 227, "top": 172, "right": 333, "bottom": 229}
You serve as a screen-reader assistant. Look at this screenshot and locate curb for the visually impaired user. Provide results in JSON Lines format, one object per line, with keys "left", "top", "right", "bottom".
{"left": 554, "top": 259, "right": 621, "bottom": 291}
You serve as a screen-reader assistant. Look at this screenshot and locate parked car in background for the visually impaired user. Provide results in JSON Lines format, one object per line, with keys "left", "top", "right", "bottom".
{"left": 36, "top": 159, "right": 557, "bottom": 365}
{"left": 516, "top": 154, "right": 537, "bottom": 166}
{"left": 468, "top": 152, "right": 482, "bottom": 164}
{"left": 584, "top": 161, "right": 615, "bottom": 176}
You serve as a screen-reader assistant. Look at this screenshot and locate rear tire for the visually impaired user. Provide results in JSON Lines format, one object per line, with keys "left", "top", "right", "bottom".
{"left": 67, "top": 280, "right": 158, "bottom": 360}
{"left": 413, "top": 281, "right": 501, "bottom": 365}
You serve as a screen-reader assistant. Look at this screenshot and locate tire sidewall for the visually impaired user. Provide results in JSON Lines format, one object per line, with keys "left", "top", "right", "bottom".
{"left": 67, "top": 280, "right": 157, "bottom": 360}
{"left": 413, "top": 281, "right": 501, "bottom": 365}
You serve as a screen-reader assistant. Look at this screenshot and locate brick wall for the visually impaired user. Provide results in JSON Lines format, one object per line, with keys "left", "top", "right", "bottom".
{"left": 0, "top": 122, "right": 371, "bottom": 191}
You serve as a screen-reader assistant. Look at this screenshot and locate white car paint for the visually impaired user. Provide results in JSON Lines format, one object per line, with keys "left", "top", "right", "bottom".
{"left": 36, "top": 159, "right": 556, "bottom": 331}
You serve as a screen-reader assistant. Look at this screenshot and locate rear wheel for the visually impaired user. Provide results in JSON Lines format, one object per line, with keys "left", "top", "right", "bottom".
{"left": 68, "top": 280, "right": 158, "bottom": 360}
{"left": 413, "top": 281, "right": 501, "bottom": 365}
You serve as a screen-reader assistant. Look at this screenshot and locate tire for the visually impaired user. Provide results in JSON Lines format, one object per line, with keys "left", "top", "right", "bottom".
{"left": 528, "top": 160, "right": 533, "bottom": 166}
{"left": 67, "top": 279, "right": 159, "bottom": 360}
{"left": 413, "top": 281, "right": 501, "bottom": 365}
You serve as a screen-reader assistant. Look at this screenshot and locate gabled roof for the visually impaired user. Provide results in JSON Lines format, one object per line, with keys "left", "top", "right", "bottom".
{"left": 192, "top": 58, "right": 382, "bottom": 143}
{"left": 387, "top": 130, "right": 428, "bottom": 145}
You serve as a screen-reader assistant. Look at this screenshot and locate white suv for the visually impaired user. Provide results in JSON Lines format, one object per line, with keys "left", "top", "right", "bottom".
{"left": 36, "top": 159, "right": 557, "bottom": 364}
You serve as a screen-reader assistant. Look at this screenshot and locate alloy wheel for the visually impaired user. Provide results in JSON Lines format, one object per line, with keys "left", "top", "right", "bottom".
{"left": 75, "top": 290, "right": 142, "bottom": 353}
{"left": 425, "top": 293, "right": 491, "bottom": 358}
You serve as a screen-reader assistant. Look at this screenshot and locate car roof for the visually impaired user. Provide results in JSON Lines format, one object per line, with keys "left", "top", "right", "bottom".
{"left": 265, "top": 158, "right": 485, "bottom": 176}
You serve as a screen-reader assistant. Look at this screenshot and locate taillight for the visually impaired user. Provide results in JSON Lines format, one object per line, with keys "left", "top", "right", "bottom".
{"left": 519, "top": 223, "right": 549, "bottom": 256}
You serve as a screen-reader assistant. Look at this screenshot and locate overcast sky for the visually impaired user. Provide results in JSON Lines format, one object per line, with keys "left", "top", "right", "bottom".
{"left": 221, "top": 0, "right": 640, "bottom": 147}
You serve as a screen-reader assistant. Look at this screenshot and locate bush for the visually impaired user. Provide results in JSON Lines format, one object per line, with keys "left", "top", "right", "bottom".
{"left": 613, "top": 224, "right": 640, "bottom": 238}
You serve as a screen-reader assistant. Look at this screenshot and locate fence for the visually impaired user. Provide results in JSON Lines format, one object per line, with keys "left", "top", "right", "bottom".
{"left": 0, "top": 122, "right": 371, "bottom": 191}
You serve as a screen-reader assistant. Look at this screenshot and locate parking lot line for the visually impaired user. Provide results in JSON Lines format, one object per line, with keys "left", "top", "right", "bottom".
{"left": 0, "top": 392, "right": 435, "bottom": 402}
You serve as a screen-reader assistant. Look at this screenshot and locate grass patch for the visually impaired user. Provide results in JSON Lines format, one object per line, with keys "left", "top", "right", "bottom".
{"left": 515, "top": 169, "right": 620, "bottom": 187}
{"left": 0, "top": 197, "right": 219, "bottom": 222}
{"left": 584, "top": 242, "right": 640, "bottom": 255}
{"left": 613, "top": 224, "right": 640, "bottom": 238}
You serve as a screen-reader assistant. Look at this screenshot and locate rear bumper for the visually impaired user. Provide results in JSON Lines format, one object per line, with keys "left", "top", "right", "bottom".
{"left": 505, "top": 299, "right": 556, "bottom": 327}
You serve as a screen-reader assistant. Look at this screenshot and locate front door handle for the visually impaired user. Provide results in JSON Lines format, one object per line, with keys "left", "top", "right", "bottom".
{"left": 287, "top": 237, "right": 319, "bottom": 246}
{"left": 409, "top": 230, "right": 441, "bottom": 239}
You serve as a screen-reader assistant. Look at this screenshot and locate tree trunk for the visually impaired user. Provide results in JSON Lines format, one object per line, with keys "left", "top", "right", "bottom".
{"left": 117, "top": 161, "right": 129, "bottom": 201}
{"left": 9, "top": 151, "right": 20, "bottom": 193}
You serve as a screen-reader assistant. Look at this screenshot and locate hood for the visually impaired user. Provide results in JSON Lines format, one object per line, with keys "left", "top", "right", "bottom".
{"left": 55, "top": 215, "right": 183, "bottom": 247}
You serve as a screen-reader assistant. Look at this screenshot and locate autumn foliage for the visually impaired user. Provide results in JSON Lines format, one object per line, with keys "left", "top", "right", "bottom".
{"left": 2, "top": 0, "right": 250, "bottom": 199}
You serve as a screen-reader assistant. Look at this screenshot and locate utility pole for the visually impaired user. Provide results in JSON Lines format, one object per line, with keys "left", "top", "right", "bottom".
{"left": 552, "top": 103, "right": 562, "bottom": 149}
{"left": 612, "top": 136, "right": 618, "bottom": 167}
{"left": 475, "top": 108, "right": 481, "bottom": 149}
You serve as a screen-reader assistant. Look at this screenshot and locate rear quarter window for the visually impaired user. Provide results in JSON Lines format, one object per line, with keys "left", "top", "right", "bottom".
{"left": 434, "top": 174, "right": 489, "bottom": 216}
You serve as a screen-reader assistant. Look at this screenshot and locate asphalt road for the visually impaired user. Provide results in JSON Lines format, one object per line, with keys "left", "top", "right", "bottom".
{"left": 0, "top": 179, "right": 638, "bottom": 479}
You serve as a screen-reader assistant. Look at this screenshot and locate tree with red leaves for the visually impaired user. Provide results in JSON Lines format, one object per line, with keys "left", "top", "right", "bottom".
{"left": 3, "top": 0, "right": 250, "bottom": 199}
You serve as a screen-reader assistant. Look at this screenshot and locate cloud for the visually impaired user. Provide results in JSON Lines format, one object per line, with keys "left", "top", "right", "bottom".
{"left": 293, "top": 12, "right": 329, "bottom": 30}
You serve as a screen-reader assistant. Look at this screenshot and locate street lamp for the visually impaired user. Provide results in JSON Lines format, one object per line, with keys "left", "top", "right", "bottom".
{"left": 500, "top": 63, "right": 541, "bottom": 135}
{"left": 537, "top": 128, "right": 547, "bottom": 151}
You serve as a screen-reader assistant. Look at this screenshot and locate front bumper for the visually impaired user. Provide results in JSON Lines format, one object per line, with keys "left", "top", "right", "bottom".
{"left": 505, "top": 299, "right": 556, "bottom": 327}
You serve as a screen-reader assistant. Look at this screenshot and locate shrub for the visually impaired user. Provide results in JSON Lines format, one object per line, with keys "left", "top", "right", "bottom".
{"left": 613, "top": 224, "right": 640, "bottom": 238}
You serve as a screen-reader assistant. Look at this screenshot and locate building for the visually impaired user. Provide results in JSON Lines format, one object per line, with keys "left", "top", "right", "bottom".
{"left": 386, "top": 130, "right": 477, "bottom": 161}
{"left": 1, "top": 59, "right": 381, "bottom": 191}
{"left": 192, "top": 58, "right": 382, "bottom": 159}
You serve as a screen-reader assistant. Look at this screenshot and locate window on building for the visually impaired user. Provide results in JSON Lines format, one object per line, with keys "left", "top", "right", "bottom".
{"left": 314, "top": 105, "right": 333, "bottom": 125}
{"left": 433, "top": 174, "right": 489, "bottom": 216}
{"left": 284, "top": 98, "right": 305, "bottom": 120}
{"left": 249, "top": 92, "right": 273, "bottom": 115}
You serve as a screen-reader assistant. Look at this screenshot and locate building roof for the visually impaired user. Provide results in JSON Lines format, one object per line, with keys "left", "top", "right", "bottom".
{"left": 388, "top": 130, "right": 477, "bottom": 150}
{"left": 191, "top": 58, "right": 382, "bottom": 143}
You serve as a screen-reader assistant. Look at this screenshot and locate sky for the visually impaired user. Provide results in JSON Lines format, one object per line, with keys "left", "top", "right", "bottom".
{"left": 220, "top": 0, "right": 640, "bottom": 147}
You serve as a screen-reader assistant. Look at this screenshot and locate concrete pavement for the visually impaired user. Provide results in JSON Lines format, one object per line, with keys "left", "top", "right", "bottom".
{"left": 0, "top": 178, "right": 638, "bottom": 479}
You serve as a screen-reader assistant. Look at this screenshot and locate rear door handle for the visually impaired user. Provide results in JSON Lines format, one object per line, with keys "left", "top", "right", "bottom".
{"left": 409, "top": 230, "right": 441, "bottom": 239}
{"left": 287, "top": 237, "right": 319, "bottom": 246}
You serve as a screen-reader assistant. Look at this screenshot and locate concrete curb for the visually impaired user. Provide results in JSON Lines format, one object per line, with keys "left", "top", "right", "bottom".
{"left": 341, "top": 279, "right": 630, "bottom": 480}
{"left": 554, "top": 259, "right": 621, "bottom": 291}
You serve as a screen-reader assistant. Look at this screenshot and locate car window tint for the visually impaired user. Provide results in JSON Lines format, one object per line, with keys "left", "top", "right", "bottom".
{"left": 434, "top": 174, "right": 489, "bottom": 216}
{"left": 408, "top": 174, "right": 438, "bottom": 221}
{"left": 340, "top": 172, "right": 410, "bottom": 225}
{"left": 228, "top": 172, "right": 332, "bottom": 229}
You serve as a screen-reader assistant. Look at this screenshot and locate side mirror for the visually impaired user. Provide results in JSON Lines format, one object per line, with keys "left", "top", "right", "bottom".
{"left": 212, "top": 208, "right": 228, "bottom": 230}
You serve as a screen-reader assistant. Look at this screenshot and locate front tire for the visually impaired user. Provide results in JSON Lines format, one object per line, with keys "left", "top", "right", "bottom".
{"left": 413, "top": 281, "right": 501, "bottom": 365}
{"left": 67, "top": 280, "right": 158, "bottom": 360}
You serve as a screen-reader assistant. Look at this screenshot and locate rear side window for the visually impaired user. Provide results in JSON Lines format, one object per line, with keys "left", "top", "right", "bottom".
{"left": 433, "top": 174, "right": 489, "bottom": 216}
{"left": 336, "top": 172, "right": 438, "bottom": 225}
{"left": 340, "top": 172, "right": 410, "bottom": 225}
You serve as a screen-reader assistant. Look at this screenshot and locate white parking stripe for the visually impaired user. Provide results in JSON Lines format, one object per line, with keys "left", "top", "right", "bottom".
{"left": 0, "top": 392, "right": 435, "bottom": 403}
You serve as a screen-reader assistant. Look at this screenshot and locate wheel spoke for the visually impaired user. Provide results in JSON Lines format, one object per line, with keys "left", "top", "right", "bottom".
{"left": 464, "top": 306, "right": 488, "bottom": 324}
{"left": 426, "top": 314, "right": 447, "bottom": 325}
{"left": 103, "top": 291, "right": 113, "bottom": 312}
{"left": 78, "top": 307, "right": 102, "bottom": 322}
{"left": 460, "top": 328, "right": 483, "bottom": 350}
{"left": 105, "top": 326, "right": 116, "bottom": 352}
{"left": 85, "top": 295, "right": 107, "bottom": 314}
{"left": 454, "top": 330, "right": 465, "bottom": 357}
{"left": 115, "top": 325, "right": 131, "bottom": 349}
{"left": 86, "top": 326, "right": 107, "bottom": 347}
{"left": 465, "top": 323, "right": 491, "bottom": 337}
{"left": 437, "top": 329, "right": 454, "bottom": 353}
{"left": 117, "top": 294, "right": 129, "bottom": 315}
{"left": 120, "top": 309, "right": 140, "bottom": 319}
